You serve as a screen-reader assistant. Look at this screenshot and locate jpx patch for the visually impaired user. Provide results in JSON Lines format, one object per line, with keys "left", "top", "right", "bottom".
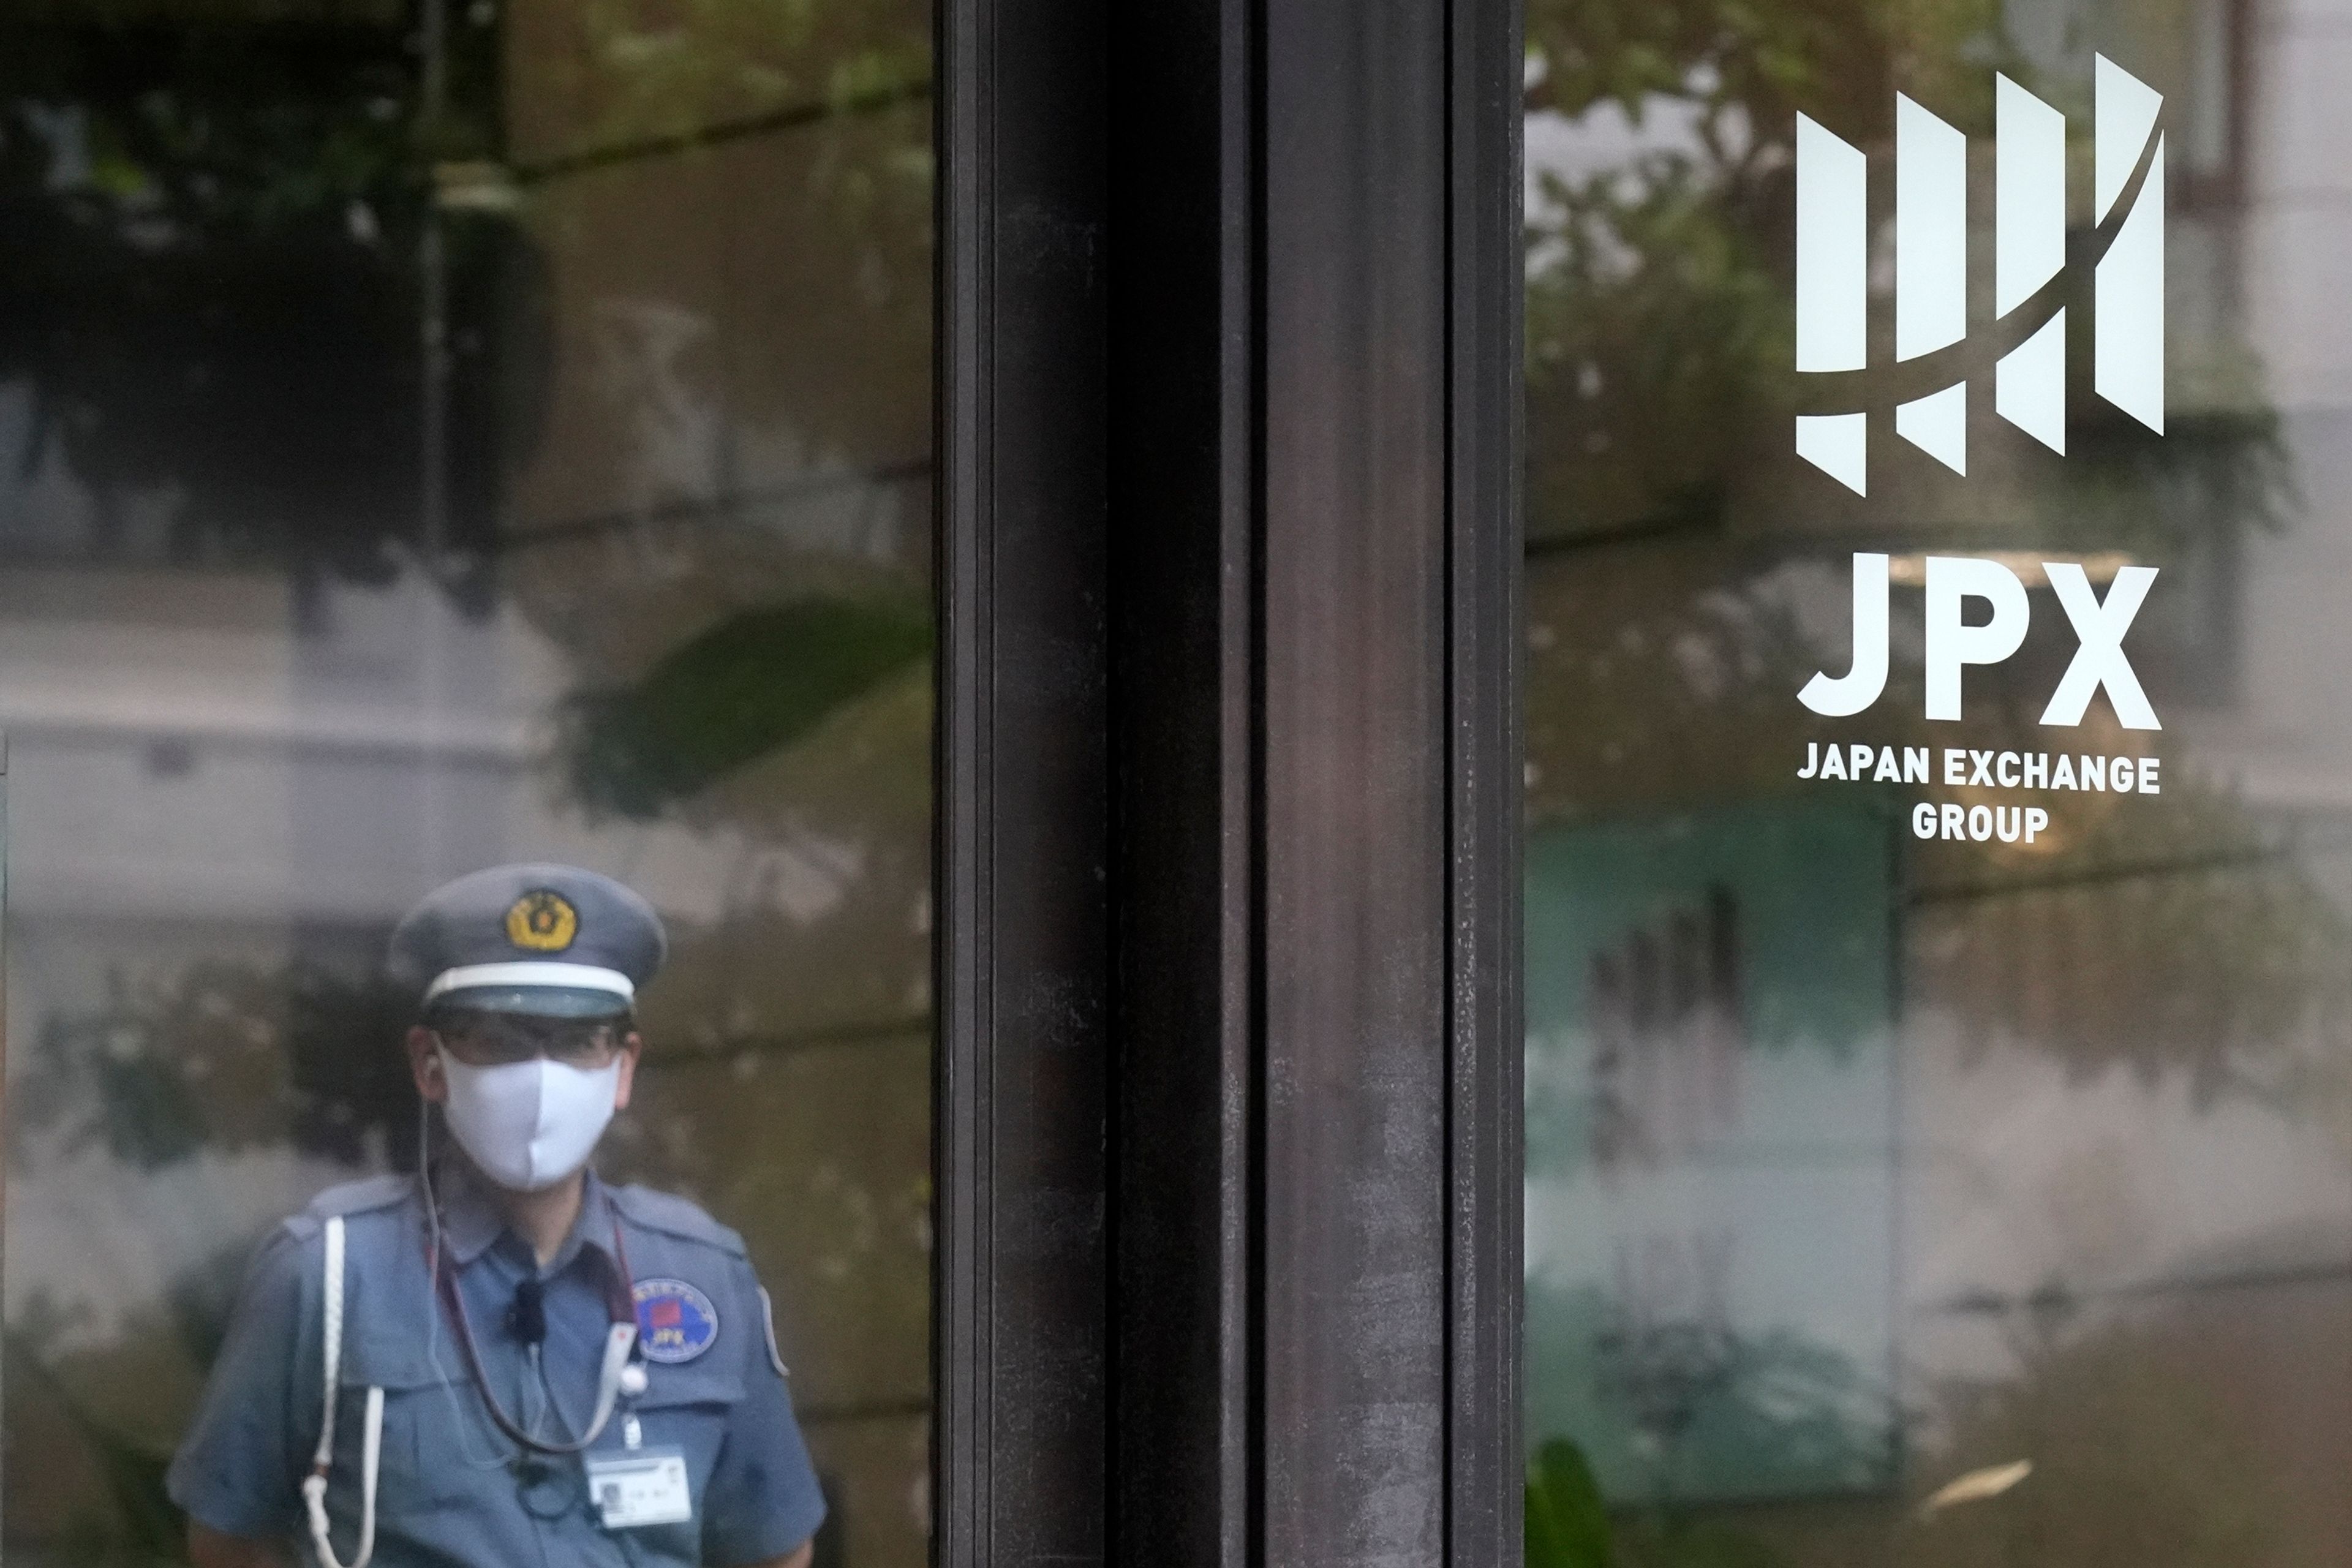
{"left": 633, "top": 1278, "right": 720, "bottom": 1364}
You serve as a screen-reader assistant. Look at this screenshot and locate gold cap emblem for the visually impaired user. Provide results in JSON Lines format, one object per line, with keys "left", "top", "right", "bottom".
{"left": 505, "top": 891, "right": 579, "bottom": 952}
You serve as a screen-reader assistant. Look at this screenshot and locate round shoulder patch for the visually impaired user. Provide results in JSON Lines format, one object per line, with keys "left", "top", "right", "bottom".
{"left": 633, "top": 1278, "right": 720, "bottom": 1364}
{"left": 505, "top": 890, "right": 579, "bottom": 952}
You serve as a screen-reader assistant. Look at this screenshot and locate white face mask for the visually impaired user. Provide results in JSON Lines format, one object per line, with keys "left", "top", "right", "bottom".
{"left": 435, "top": 1050, "right": 622, "bottom": 1193}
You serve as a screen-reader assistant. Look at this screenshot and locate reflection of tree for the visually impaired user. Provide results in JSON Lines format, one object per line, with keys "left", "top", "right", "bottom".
{"left": 1905, "top": 1313, "right": 2288, "bottom": 1568}
{"left": 1525, "top": 0, "right": 1996, "bottom": 548}
{"left": 560, "top": 594, "right": 929, "bottom": 820}
{"left": 1914, "top": 835, "right": 2352, "bottom": 1096}
{"left": 3, "top": 7, "right": 937, "bottom": 1564}
{"left": 1519, "top": 0, "right": 2342, "bottom": 1096}
{"left": 512, "top": 0, "right": 932, "bottom": 470}
{"left": 6, "top": 1330, "right": 188, "bottom": 1566}
{"left": 0, "top": 0, "right": 933, "bottom": 603}
{"left": 1523, "top": 0, "right": 2287, "bottom": 549}
{"left": 1526, "top": 1279, "right": 1896, "bottom": 1505}
{"left": 0, "top": 9, "right": 524, "bottom": 588}
{"left": 491, "top": 0, "right": 938, "bottom": 830}
{"left": 518, "top": 0, "right": 929, "bottom": 173}
{"left": 1528, "top": 1437, "right": 1795, "bottom": 1568}
{"left": 9, "top": 960, "right": 421, "bottom": 1174}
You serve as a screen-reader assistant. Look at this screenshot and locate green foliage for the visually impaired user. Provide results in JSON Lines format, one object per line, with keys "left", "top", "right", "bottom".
{"left": 554, "top": 0, "right": 929, "bottom": 148}
{"left": 1903, "top": 1316, "right": 2287, "bottom": 1568}
{"left": 0, "top": 9, "right": 521, "bottom": 579}
{"left": 1524, "top": 159, "right": 1778, "bottom": 545}
{"left": 6, "top": 1332, "right": 190, "bottom": 1566}
{"left": 1526, "top": 1438, "right": 1797, "bottom": 1568}
{"left": 0, "top": 2, "right": 933, "bottom": 593}
{"left": 1522, "top": 0, "right": 2007, "bottom": 543}
{"left": 12, "top": 959, "right": 424, "bottom": 1173}
{"left": 558, "top": 595, "right": 932, "bottom": 820}
{"left": 1528, "top": 1439, "right": 1614, "bottom": 1568}
{"left": 1526, "top": 0, "right": 2005, "bottom": 132}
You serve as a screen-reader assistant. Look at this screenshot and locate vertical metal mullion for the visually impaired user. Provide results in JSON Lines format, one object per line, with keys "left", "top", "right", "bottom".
{"left": 1445, "top": 0, "right": 1528, "bottom": 1555}
{"left": 933, "top": 0, "right": 992, "bottom": 1555}
{"left": 943, "top": 0, "right": 1521, "bottom": 1558}
{"left": 1257, "top": 0, "right": 1453, "bottom": 1560}
{"left": 937, "top": 0, "right": 1109, "bottom": 1559}
{"left": 1105, "top": 0, "right": 1259, "bottom": 1560}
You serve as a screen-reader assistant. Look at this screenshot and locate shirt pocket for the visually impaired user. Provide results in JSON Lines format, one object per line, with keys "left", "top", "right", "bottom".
{"left": 594, "top": 1361, "right": 745, "bottom": 1562}
{"left": 334, "top": 1340, "right": 483, "bottom": 1512}
{"left": 627, "top": 1357, "right": 745, "bottom": 1450}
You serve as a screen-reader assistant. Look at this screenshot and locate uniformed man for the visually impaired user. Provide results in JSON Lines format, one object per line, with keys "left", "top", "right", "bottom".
{"left": 168, "top": 864, "right": 827, "bottom": 1568}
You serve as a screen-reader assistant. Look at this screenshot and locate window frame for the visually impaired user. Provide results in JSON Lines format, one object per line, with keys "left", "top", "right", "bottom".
{"left": 933, "top": 0, "right": 1523, "bottom": 1560}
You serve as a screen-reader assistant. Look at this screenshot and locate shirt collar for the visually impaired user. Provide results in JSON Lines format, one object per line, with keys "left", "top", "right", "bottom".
{"left": 433, "top": 1159, "right": 622, "bottom": 1277}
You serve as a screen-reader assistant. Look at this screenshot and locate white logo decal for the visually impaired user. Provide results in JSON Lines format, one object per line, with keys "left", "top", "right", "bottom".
{"left": 1801, "top": 552, "right": 2161, "bottom": 729}
{"left": 1794, "top": 57, "right": 2165, "bottom": 494}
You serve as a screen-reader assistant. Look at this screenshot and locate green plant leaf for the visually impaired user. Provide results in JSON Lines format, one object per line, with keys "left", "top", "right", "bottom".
{"left": 1527, "top": 1438, "right": 1615, "bottom": 1568}
{"left": 559, "top": 597, "right": 932, "bottom": 820}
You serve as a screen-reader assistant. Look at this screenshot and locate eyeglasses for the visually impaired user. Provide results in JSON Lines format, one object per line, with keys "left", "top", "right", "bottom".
{"left": 433, "top": 1014, "right": 626, "bottom": 1069}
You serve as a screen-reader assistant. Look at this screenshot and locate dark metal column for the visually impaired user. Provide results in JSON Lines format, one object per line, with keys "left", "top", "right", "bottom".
{"left": 1256, "top": 0, "right": 1453, "bottom": 1555}
{"left": 944, "top": 0, "right": 1519, "bottom": 1559}
{"left": 1106, "top": 0, "right": 1523, "bottom": 1563}
{"left": 1106, "top": 0, "right": 1257, "bottom": 1561}
{"left": 936, "top": 0, "right": 1110, "bottom": 1561}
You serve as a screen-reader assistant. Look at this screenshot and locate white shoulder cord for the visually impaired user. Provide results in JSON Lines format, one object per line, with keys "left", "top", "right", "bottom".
{"left": 301, "top": 1216, "right": 383, "bottom": 1568}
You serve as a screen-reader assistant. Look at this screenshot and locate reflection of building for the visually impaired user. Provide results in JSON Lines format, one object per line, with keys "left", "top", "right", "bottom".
{"left": 1525, "top": 804, "right": 1899, "bottom": 1506}
{"left": 0, "top": 3, "right": 936, "bottom": 1562}
{"left": 1521, "top": 2, "right": 2352, "bottom": 1562}
{"left": 1587, "top": 886, "right": 1743, "bottom": 1175}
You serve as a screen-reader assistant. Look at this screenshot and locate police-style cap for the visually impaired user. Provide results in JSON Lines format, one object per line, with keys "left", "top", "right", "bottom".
{"left": 389, "top": 864, "right": 667, "bottom": 1019}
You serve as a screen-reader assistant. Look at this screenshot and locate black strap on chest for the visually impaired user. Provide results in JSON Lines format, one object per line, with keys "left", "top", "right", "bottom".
{"left": 431, "top": 1215, "right": 639, "bottom": 1456}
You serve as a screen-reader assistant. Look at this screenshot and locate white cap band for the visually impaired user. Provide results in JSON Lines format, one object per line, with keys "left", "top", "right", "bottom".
{"left": 422, "top": 962, "right": 636, "bottom": 1007}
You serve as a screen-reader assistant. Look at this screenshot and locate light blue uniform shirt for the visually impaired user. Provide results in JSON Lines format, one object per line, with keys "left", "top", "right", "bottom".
{"left": 167, "top": 1166, "right": 826, "bottom": 1567}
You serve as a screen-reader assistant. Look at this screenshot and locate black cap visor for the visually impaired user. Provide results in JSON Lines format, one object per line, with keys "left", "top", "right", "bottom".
{"left": 426, "top": 984, "right": 635, "bottom": 1021}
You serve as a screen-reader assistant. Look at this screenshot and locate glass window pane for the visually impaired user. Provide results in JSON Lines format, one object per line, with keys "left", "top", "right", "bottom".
{"left": 1523, "top": 5, "right": 2350, "bottom": 1564}
{"left": 0, "top": 2, "right": 933, "bottom": 1563}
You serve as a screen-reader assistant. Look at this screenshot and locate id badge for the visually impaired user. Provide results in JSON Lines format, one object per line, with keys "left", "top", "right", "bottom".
{"left": 586, "top": 1446, "right": 693, "bottom": 1529}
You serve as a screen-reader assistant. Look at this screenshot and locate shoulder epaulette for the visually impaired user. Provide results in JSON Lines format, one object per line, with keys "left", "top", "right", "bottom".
{"left": 304, "top": 1172, "right": 417, "bottom": 1221}
{"left": 610, "top": 1184, "right": 747, "bottom": 1256}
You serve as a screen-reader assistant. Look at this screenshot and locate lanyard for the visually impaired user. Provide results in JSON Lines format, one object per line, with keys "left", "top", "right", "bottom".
{"left": 431, "top": 1215, "right": 641, "bottom": 1456}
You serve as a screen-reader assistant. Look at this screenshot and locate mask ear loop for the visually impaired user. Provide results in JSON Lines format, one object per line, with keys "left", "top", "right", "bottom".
{"left": 417, "top": 1071, "right": 509, "bottom": 1472}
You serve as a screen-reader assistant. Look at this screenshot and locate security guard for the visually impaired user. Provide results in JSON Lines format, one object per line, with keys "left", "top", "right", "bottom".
{"left": 168, "top": 864, "right": 826, "bottom": 1568}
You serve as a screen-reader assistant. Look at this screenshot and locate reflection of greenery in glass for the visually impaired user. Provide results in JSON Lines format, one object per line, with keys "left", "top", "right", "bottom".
{"left": 0, "top": 15, "right": 500, "bottom": 575}
{"left": 1527, "top": 1438, "right": 1614, "bottom": 1568}
{"left": 559, "top": 596, "right": 931, "bottom": 818}
{"left": 1523, "top": 5, "right": 2352, "bottom": 1568}
{"left": 7, "top": 1331, "right": 188, "bottom": 1566}
{"left": 1528, "top": 1438, "right": 1793, "bottom": 1568}
{"left": 1519, "top": 0, "right": 2345, "bottom": 1079}
{"left": 13, "top": 962, "right": 422, "bottom": 1172}
{"left": 1902, "top": 1312, "right": 2291, "bottom": 1568}
{"left": 1523, "top": 0, "right": 2288, "bottom": 552}
{"left": 2, "top": 4, "right": 938, "bottom": 1563}
{"left": 6, "top": 967, "right": 413, "bottom": 1556}
{"left": 1525, "top": 0, "right": 1998, "bottom": 550}
{"left": 519, "top": 0, "right": 929, "bottom": 165}
{"left": 1526, "top": 1280, "right": 1896, "bottom": 1507}
{"left": 0, "top": 0, "right": 932, "bottom": 587}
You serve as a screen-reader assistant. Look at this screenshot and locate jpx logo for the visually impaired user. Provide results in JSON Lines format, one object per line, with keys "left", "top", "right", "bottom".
{"left": 1794, "top": 57, "right": 2166, "bottom": 494}
{"left": 1801, "top": 552, "right": 2160, "bottom": 730}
